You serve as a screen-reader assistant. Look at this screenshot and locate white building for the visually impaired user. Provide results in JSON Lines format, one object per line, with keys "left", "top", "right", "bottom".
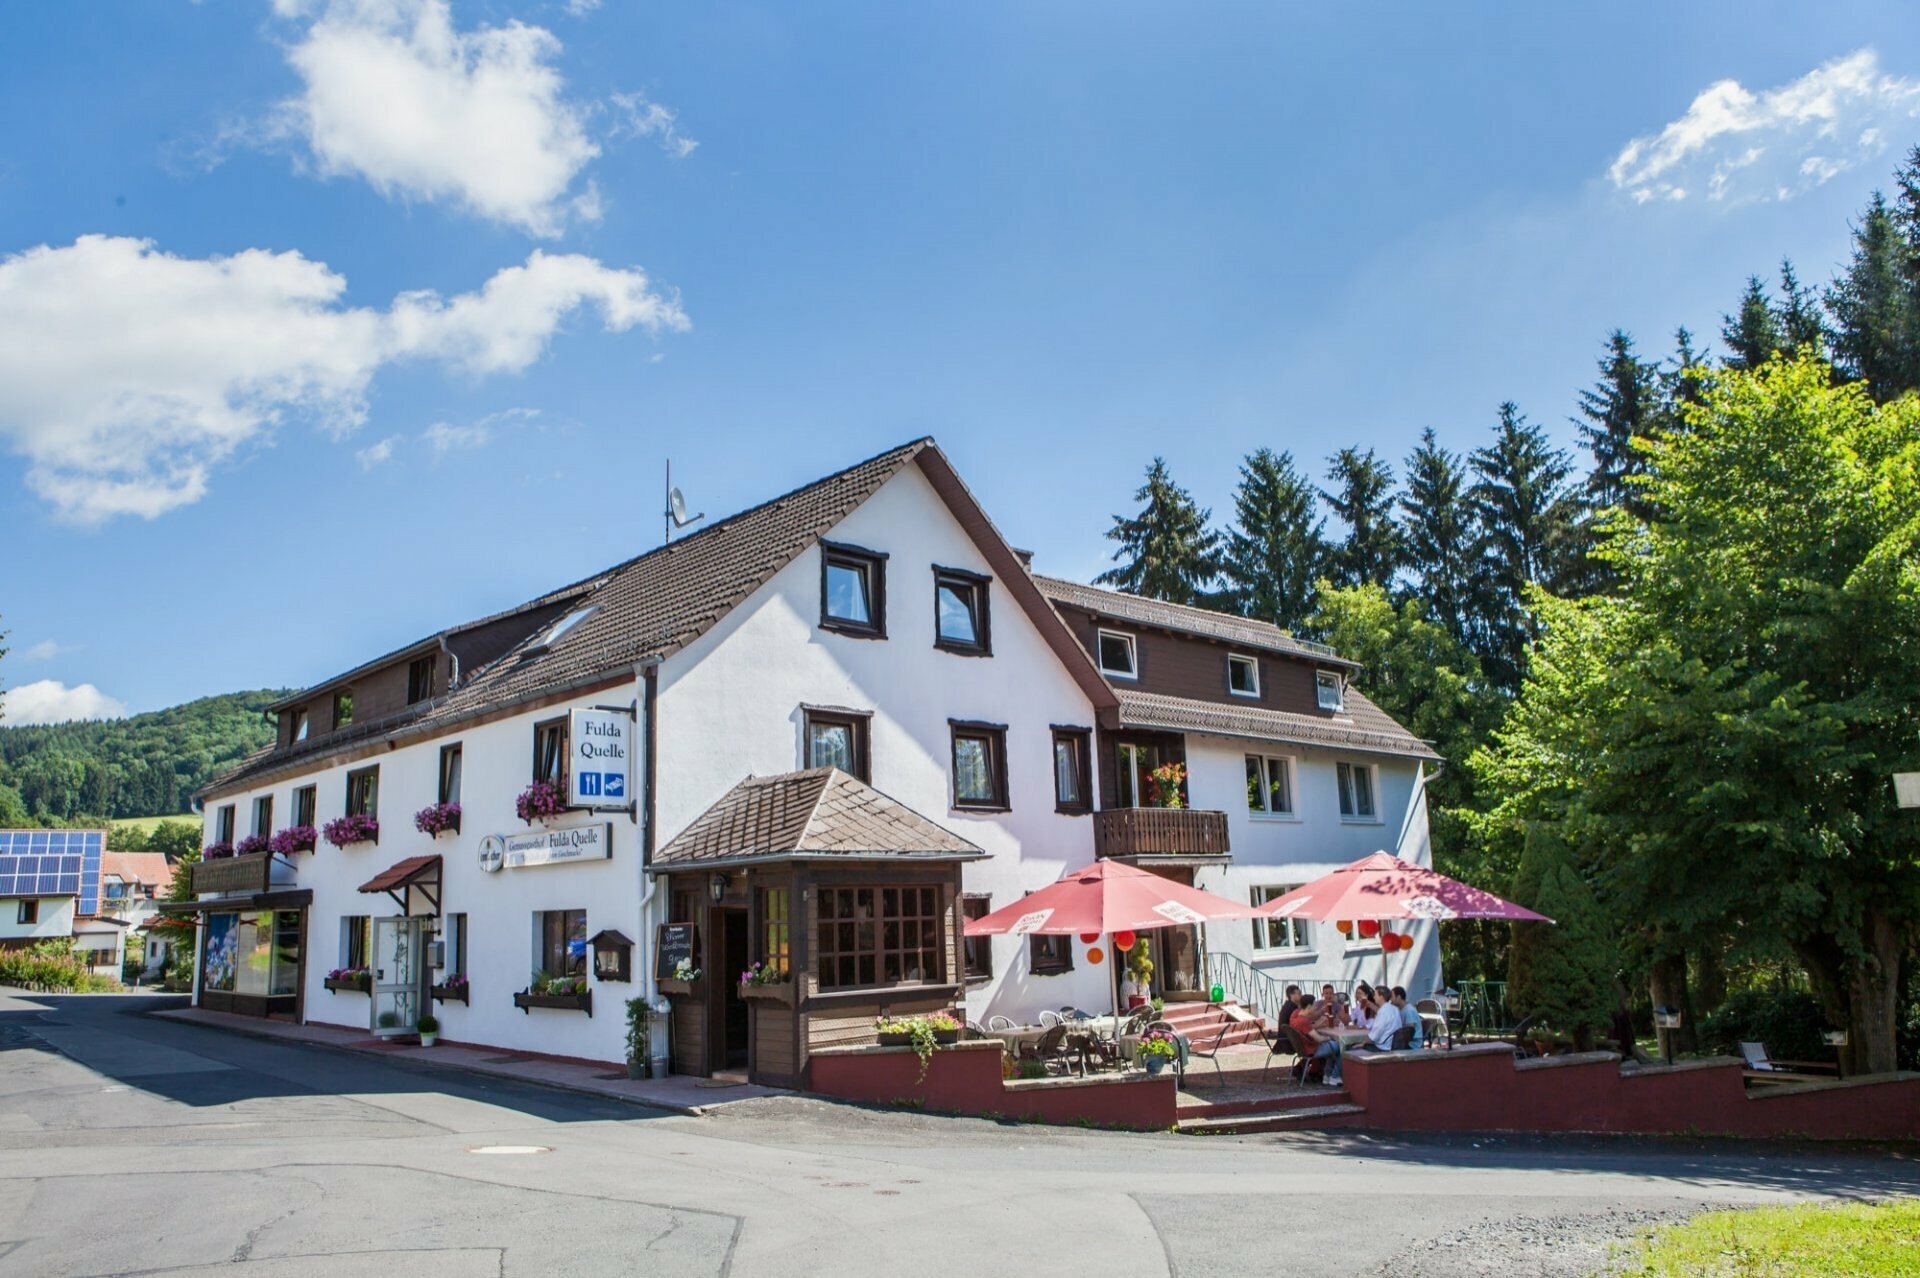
{"left": 184, "top": 439, "right": 1438, "bottom": 1085}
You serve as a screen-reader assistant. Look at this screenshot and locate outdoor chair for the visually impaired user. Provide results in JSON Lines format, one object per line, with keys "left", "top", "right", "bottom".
{"left": 1281, "top": 1025, "right": 1320, "bottom": 1084}
{"left": 1023, "top": 1023, "right": 1072, "bottom": 1076}
{"left": 1038, "top": 1009, "right": 1063, "bottom": 1029}
{"left": 964, "top": 1019, "right": 986, "bottom": 1038}
{"left": 1739, "top": 1041, "right": 1836, "bottom": 1083}
{"left": 1262, "top": 1024, "right": 1303, "bottom": 1082}
{"left": 986, "top": 1014, "right": 1016, "bottom": 1032}
{"left": 1505, "top": 1015, "right": 1541, "bottom": 1059}
{"left": 1185, "top": 1020, "right": 1235, "bottom": 1087}
{"left": 1391, "top": 1025, "right": 1415, "bottom": 1051}
{"left": 1145, "top": 1019, "right": 1189, "bottom": 1083}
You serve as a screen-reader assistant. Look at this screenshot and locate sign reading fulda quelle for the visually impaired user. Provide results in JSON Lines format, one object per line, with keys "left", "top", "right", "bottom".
{"left": 568, "top": 707, "right": 632, "bottom": 808}
{"left": 500, "top": 821, "right": 613, "bottom": 869}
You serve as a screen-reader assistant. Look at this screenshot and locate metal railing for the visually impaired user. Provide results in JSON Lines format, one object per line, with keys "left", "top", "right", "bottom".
{"left": 1092, "top": 808, "right": 1231, "bottom": 858}
{"left": 1453, "top": 980, "right": 1512, "bottom": 1034}
{"left": 1203, "top": 952, "right": 1296, "bottom": 1025}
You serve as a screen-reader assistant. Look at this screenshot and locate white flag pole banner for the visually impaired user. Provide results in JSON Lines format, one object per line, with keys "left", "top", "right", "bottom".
{"left": 569, "top": 708, "right": 632, "bottom": 808}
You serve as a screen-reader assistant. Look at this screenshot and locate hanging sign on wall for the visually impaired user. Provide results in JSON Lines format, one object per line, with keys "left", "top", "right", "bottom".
{"left": 568, "top": 708, "right": 632, "bottom": 808}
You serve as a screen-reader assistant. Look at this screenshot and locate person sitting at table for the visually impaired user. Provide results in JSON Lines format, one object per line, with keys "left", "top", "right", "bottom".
{"left": 1350, "top": 984, "right": 1375, "bottom": 1030}
{"left": 1310, "top": 983, "right": 1337, "bottom": 1018}
{"left": 1288, "top": 995, "right": 1341, "bottom": 1084}
{"left": 1359, "top": 987, "right": 1403, "bottom": 1052}
{"left": 1392, "top": 986, "right": 1421, "bottom": 1048}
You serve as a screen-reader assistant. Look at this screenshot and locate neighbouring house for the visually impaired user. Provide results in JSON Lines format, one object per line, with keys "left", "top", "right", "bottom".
{"left": 0, "top": 830, "right": 115, "bottom": 969}
{"left": 102, "top": 852, "right": 176, "bottom": 976}
{"left": 182, "top": 439, "right": 1440, "bottom": 1085}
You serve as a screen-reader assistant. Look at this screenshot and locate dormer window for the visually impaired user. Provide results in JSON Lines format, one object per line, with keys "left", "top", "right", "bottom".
{"left": 1228, "top": 654, "right": 1260, "bottom": 698}
{"left": 1097, "top": 629, "right": 1138, "bottom": 679}
{"left": 333, "top": 690, "right": 354, "bottom": 728}
{"left": 820, "top": 541, "right": 887, "bottom": 638}
{"left": 289, "top": 707, "right": 310, "bottom": 743}
{"left": 407, "top": 654, "right": 437, "bottom": 704}
{"left": 1316, "top": 670, "right": 1344, "bottom": 712}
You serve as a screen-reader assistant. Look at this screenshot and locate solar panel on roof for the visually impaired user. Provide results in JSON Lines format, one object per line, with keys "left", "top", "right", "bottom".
{"left": 0, "top": 829, "right": 103, "bottom": 913}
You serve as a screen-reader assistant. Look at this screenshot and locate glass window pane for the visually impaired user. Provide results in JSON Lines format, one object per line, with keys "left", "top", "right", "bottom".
{"left": 826, "top": 561, "right": 870, "bottom": 623}
{"left": 1337, "top": 762, "right": 1354, "bottom": 815}
{"left": 1267, "top": 758, "right": 1290, "bottom": 814}
{"left": 937, "top": 582, "right": 977, "bottom": 644}
{"left": 1054, "top": 738, "right": 1080, "bottom": 804}
{"left": 954, "top": 736, "right": 991, "bottom": 800}
{"left": 1098, "top": 633, "right": 1134, "bottom": 674}
{"left": 1245, "top": 756, "right": 1265, "bottom": 811}
{"left": 1354, "top": 766, "right": 1374, "bottom": 816}
{"left": 809, "top": 722, "right": 854, "bottom": 771}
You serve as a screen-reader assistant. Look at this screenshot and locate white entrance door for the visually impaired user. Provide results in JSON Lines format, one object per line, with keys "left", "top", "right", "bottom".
{"left": 371, "top": 916, "right": 421, "bottom": 1037}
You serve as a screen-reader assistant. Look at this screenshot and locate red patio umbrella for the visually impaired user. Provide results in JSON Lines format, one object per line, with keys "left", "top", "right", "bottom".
{"left": 966, "top": 859, "right": 1258, "bottom": 1020}
{"left": 1253, "top": 851, "right": 1550, "bottom": 1001}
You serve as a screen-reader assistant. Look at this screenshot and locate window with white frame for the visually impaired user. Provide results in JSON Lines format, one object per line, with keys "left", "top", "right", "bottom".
{"left": 1250, "top": 886, "right": 1310, "bottom": 951}
{"left": 1336, "top": 761, "right": 1376, "bottom": 819}
{"left": 1228, "top": 653, "right": 1259, "bottom": 697}
{"left": 1316, "top": 669, "right": 1344, "bottom": 711}
{"left": 1097, "top": 629, "right": 1138, "bottom": 678}
{"left": 1244, "top": 755, "right": 1293, "bottom": 816}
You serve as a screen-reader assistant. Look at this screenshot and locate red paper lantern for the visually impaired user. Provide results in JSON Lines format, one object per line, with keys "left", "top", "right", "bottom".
{"left": 1359, "top": 919, "right": 1381, "bottom": 939}
{"left": 1087, "top": 946, "right": 1104, "bottom": 965}
{"left": 1114, "top": 930, "right": 1137, "bottom": 952}
{"left": 1079, "top": 932, "right": 1099, "bottom": 944}
{"left": 1381, "top": 932, "right": 1400, "bottom": 952}
{"left": 1336, "top": 920, "right": 1353, "bottom": 936}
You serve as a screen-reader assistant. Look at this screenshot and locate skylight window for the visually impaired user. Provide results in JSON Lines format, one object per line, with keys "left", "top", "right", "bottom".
{"left": 524, "top": 606, "right": 596, "bottom": 657}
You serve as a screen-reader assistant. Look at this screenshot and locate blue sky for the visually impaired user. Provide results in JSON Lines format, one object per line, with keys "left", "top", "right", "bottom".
{"left": 4, "top": 1, "right": 1919, "bottom": 722}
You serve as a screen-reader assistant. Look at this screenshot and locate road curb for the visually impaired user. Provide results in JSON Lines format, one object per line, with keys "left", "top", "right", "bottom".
{"left": 143, "top": 1007, "right": 712, "bottom": 1118}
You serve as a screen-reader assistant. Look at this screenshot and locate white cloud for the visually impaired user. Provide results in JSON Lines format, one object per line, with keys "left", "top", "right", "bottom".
{"left": 19, "top": 640, "right": 61, "bottom": 662}
{"left": 0, "top": 236, "right": 687, "bottom": 523}
{"left": 356, "top": 436, "right": 398, "bottom": 469}
{"left": 563, "top": 0, "right": 602, "bottom": 15}
{"left": 273, "top": 0, "right": 602, "bottom": 236}
{"left": 423, "top": 407, "right": 535, "bottom": 455}
{"left": 1, "top": 679, "right": 127, "bottom": 726}
{"left": 1609, "top": 49, "right": 1920, "bottom": 205}
{"left": 611, "top": 91, "right": 699, "bottom": 159}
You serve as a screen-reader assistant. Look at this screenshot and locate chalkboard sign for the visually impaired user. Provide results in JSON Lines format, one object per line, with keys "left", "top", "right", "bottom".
{"left": 655, "top": 921, "right": 698, "bottom": 979}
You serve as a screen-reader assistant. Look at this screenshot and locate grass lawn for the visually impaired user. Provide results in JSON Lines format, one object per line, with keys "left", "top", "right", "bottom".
{"left": 1613, "top": 1198, "right": 1920, "bottom": 1276}
{"left": 109, "top": 814, "right": 198, "bottom": 837}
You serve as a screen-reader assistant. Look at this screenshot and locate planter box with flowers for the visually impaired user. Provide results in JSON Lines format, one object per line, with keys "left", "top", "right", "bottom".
{"left": 659, "top": 958, "right": 702, "bottom": 997}
{"left": 234, "top": 833, "right": 270, "bottom": 857}
{"left": 269, "top": 825, "right": 317, "bottom": 856}
{"left": 513, "top": 974, "right": 592, "bottom": 1015}
{"left": 201, "top": 842, "right": 235, "bottom": 860}
{"left": 324, "top": 967, "right": 372, "bottom": 994}
{"left": 322, "top": 814, "right": 379, "bottom": 849}
{"left": 431, "top": 973, "right": 469, "bottom": 1004}
{"left": 414, "top": 802, "right": 462, "bottom": 837}
{"left": 738, "top": 961, "right": 794, "bottom": 1006}
{"left": 515, "top": 780, "right": 567, "bottom": 825}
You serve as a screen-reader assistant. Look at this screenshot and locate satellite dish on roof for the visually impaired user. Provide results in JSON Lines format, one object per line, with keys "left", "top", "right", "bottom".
{"left": 664, "top": 461, "right": 705, "bottom": 544}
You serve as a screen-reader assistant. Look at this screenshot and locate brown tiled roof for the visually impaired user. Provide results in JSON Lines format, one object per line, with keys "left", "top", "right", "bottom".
{"left": 356, "top": 854, "right": 442, "bottom": 894}
{"left": 201, "top": 440, "right": 933, "bottom": 797}
{"left": 652, "top": 769, "right": 984, "bottom": 870}
{"left": 1034, "top": 576, "right": 1358, "bottom": 668}
{"left": 1110, "top": 689, "right": 1439, "bottom": 760}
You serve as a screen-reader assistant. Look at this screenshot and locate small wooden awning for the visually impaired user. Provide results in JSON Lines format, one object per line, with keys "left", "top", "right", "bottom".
{"left": 356, "top": 855, "right": 442, "bottom": 914}
{"left": 588, "top": 929, "right": 635, "bottom": 949}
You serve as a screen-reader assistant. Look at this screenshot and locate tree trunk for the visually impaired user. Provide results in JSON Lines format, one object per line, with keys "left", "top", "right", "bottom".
{"left": 1647, "top": 953, "right": 1693, "bottom": 1059}
{"left": 1846, "top": 913, "right": 1902, "bottom": 1077}
{"left": 1693, "top": 944, "right": 1727, "bottom": 1014}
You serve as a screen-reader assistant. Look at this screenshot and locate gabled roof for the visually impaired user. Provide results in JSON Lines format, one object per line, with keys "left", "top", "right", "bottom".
{"left": 651, "top": 769, "right": 984, "bottom": 871}
{"left": 201, "top": 439, "right": 1113, "bottom": 800}
{"left": 1034, "top": 575, "right": 1358, "bottom": 669}
{"left": 1109, "top": 688, "right": 1439, "bottom": 760}
{"left": 102, "top": 852, "right": 171, "bottom": 889}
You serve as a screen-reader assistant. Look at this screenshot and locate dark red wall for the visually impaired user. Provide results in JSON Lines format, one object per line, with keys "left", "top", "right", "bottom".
{"left": 809, "top": 1042, "right": 1177, "bottom": 1131}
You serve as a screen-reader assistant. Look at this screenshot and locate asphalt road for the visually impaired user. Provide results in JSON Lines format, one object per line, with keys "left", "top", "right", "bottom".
{"left": 2, "top": 990, "right": 1913, "bottom": 1277}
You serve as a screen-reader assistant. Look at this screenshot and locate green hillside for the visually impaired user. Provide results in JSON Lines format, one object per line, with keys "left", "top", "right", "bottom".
{"left": 0, "top": 689, "right": 289, "bottom": 824}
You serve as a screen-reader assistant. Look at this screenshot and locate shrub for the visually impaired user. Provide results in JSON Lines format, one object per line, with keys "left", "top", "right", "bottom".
{"left": 1506, "top": 825, "right": 1614, "bottom": 1049}
{"left": 1699, "top": 988, "right": 1830, "bottom": 1064}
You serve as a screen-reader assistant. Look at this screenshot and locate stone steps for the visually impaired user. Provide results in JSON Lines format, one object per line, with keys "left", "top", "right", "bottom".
{"left": 1176, "top": 1102, "right": 1367, "bottom": 1135}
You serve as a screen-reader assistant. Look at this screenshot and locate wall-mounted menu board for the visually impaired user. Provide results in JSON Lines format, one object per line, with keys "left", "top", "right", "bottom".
{"left": 655, "top": 922, "right": 697, "bottom": 979}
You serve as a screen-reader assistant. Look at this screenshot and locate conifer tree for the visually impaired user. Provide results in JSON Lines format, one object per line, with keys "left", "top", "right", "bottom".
{"left": 1468, "top": 403, "right": 1581, "bottom": 689}
{"left": 1575, "top": 329, "right": 1660, "bottom": 522}
{"left": 1721, "top": 276, "right": 1784, "bottom": 371}
{"left": 1826, "top": 191, "right": 1919, "bottom": 400}
{"left": 1506, "top": 824, "right": 1614, "bottom": 1050}
{"left": 1398, "top": 428, "right": 1478, "bottom": 648}
{"left": 1221, "top": 448, "right": 1325, "bottom": 631}
{"left": 1775, "top": 259, "right": 1830, "bottom": 360}
{"left": 1320, "top": 447, "right": 1401, "bottom": 591}
{"left": 1095, "top": 457, "right": 1223, "bottom": 605}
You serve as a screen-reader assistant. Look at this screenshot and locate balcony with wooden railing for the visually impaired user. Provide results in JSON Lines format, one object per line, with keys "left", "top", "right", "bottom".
{"left": 189, "top": 851, "right": 274, "bottom": 896}
{"left": 1092, "top": 807, "right": 1231, "bottom": 860}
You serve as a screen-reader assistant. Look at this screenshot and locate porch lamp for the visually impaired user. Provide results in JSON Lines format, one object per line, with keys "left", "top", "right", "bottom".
{"left": 1652, "top": 1006, "right": 1682, "bottom": 1066}
{"left": 708, "top": 873, "right": 729, "bottom": 904}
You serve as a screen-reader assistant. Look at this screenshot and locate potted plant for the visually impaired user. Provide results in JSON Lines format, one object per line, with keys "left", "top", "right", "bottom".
{"left": 874, "top": 1013, "right": 962, "bottom": 1079}
{"left": 417, "top": 1013, "right": 439, "bottom": 1047}
{"left": 659, "top": 957, "right": 702, "bottom": 996}
{"left": 377, "top": 1010, "right": 400, "bottom": 1030}
{"left": 431, "top": 971, "right": 469, "bottom": 1003}
{"left": 1125, "top": 937, "right": 1154, "bottom": 1009}
{"left": 234, "top": 833, "right": 270, "bottom": 856}
{"left": 1145, "top": 761, "right": 1188, "bottom": 809}
{"left": 201, "top": 841, "right": 234, "bottom": 860}
{"left": 324, "top": 966, "right": 371, "bottom": 993}
{"left": 737, "top": 960, "right": 794, "bottom": 1006}
{"left": 625, "top": 997, "right": 650, "bottom": 1080}
{"left": 322, "top": 813, "right": 379, "bottom": 848}
{"left": 413, "top": 802, "right": 462, "bottom": 837}
{"left": 515, "top": 780, "right": 566, "bottom": 825}
{"left": 1137, "top": 1028, "right": 1179, "bottom": 1077}
{"left": 269, "top": 825, "right": 317, "bottom": 856}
